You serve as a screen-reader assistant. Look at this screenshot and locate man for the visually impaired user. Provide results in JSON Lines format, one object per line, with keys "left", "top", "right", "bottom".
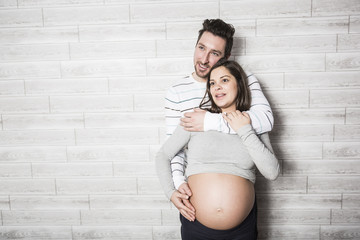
{"left": 165, "top": 19, "right": 273, "bottom": 222}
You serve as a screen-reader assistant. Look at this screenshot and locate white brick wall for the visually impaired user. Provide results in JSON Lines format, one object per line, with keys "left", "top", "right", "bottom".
{"left": 0, "top": 0, "right": 359, "bottom": 239}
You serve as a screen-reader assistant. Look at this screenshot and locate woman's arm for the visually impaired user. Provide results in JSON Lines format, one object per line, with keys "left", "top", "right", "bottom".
{"left": 224, "top": 111, "right": 280, "bottom": 180}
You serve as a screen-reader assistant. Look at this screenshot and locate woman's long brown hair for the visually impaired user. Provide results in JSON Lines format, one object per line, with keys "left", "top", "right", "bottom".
{"left": 199, "top": 59, "right": 251, "bottom": 113}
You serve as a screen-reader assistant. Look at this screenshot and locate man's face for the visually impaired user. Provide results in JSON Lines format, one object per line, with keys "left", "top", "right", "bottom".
{"left": 193, "top": 31, "right": 226, "bottom": 81}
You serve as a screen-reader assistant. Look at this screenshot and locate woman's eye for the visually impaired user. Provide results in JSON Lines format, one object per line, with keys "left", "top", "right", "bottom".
{"left": 209, "top": 82, "right": 215, "bottom": 86}
{"left": 222, "top": 79, "right": 228, "bottom": 82}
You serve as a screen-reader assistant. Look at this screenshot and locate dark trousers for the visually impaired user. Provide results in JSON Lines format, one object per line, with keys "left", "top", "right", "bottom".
{"left": 180, "top": 199, "right": 258, "bottom": 240}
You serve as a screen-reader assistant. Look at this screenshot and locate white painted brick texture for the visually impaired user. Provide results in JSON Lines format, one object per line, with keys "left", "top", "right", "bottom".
{"left": 0, "top": 0, "right": 359, "bottom": 239}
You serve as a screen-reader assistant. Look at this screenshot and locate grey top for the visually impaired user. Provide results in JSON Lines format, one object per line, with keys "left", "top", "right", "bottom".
{"left": 155, "top": 124, "right": 280, "bottom": 200}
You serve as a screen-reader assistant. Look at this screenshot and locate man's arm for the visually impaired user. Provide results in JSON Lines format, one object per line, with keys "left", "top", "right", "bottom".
{"left": 181, "top": 73, "right": 274, "bottom": 134}
{"left": 164, "top": 87, "right": 187, "bottom": 189}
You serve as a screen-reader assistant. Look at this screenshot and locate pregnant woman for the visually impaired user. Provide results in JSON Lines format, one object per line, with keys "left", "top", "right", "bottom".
{"left": 156, "top": 60, "right": 280, "bottom": 240}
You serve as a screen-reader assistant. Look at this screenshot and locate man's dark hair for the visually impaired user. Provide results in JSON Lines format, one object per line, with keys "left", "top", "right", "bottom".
{"left": 197, "top": 19, "right": 235, "bottom": 59}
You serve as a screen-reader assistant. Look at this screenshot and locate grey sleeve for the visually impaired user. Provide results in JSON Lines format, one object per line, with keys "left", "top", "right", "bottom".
{"left": 237, "top": 124, "right": 280, "bottom": 180}
{"left": 155, "top": 126, "right": 191, "bottom": 200}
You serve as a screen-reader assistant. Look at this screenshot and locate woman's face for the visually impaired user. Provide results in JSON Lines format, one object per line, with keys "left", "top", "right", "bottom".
{"left": 209, "top": 66, "right": 238, "bottom": 113}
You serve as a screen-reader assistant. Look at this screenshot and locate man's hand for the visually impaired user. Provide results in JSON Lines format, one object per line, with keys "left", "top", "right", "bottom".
{"left": 180, "top": 108, "right": 206, "bottom": 132}
{"left": 223, "top": 111, "right": 251, "bottom": 132}
{"left": 170, "top": 190, "right": 196, "bottom": 222}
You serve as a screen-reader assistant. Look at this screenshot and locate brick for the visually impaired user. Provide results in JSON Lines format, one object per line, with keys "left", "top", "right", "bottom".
{"left": 56, "top": 178, "right": 137, "bottom": 194}
{"left": 256, "top": 194, "right": 341, "bottom": 209}
{"left": 146, "top": 57, "right": 193, "bottom": 76}
{"left": 70, "top": 41, "right": 156, "bottom": 59}
{"left": 332, "top": 209, "right": 360, "bottom": 224}
{"left": 50, "top": 95, "right": 133, "bottom": 113}
{"left": 2, "top": 210, "right": 80, "bottom": 226}
{"left": 0, "top": 81, "right": 25, "bottom": 95}
{"left": 258, "top": 209, "right": 330, "bottom": 224}
{"left": 0, "top": 61, "right": 60, "bottom": 79}
{"left": 67, "top": 145, "right": 149, "bottom": 162}
{"left": 255, "top": 73, "right": 284, "bottom": 89}
{"left": 134, "top": 93, "right": 164, "bottom": 111}
{"left": 25, "top": 78, "right": 108, "bottom": 95}
{"left": 2, "top": 114, "right": 84, "bottom": 130}
{"left": 265, "top": 90, "right": 309, "bottom": 108}
{"left": 0, "top": 226, "right": 72, "bottom": 240}
{"left": 0, "top": 196, "right": 10, "bottom": 210}
{"left": 347, "top": 108, "right": 360, "bottom": 124}
{"left": 313, "top": 0, "right": 360, "bottom": 16}
{"left": 79, "top": 23, "right": 165, "bottom": 42}
{"left": 0, "top": 163, "right": 31, "bottom": 177}
{"left": 350, "top": 16, "right": 360, "bottom": 33}
{"left": 81, "top": 209, "right": 161, "bottom": 225}
{"left": 343, "top": 194, "right": 360, "bottom": 209}
{"left": 61, "top": 59, "right": 146, "bottom": 78}
{"left": 153, "top": 226, "right": 181, "bottom": 240}
{"left": 320, "top": 225, "right": 360, "bottom": 240}
{"left": 283, "top": 160, "right": 360, "bottom": 175}
{"left": 326, "top": 52, "right": 360, "bottom": 71}
{"left": 130, "top": 2, "right": 218, "bottom": 23}
{"left": 310, "top": 89, "right": 360, "bottom": 107}
{"left": 75, "top": 128, "right": 159, "bottom": 145}
{"left": 0, "top": 9, "right": 43, "bottom": 27}
{"left": 161, "top": 209, "right": 180, "bottom": 226}
{"left": 0, "top": 130, "right": 75, "bottom": 146}
{"left": 0, "top": 43, "right": 69, "bottom": 62}
{"left": 338, "top": 34, "right": 360, "bottom": 52}
{"left": 0, "top": 96, "right": 49, "bottom": 113}
{"left": 10, "top": 196, "right": 89, "bottom": 210}
{"left": 137, "top": 177, "right": 163, "bottom": 195}
{"left": 113, "top": 162, "right": 156, "bottom": 177}
{"left": 271, "top": 124, "right": 333, "bottom": 141}
{"left": 221, "top": 0, "right": 311, "bottom": 18}
{"left": 257, "top": 16, "right": 349, "bottom": 36}
{"left": 0, "top": 146, "right": 67, "bottom": 162}
{"left": 323, "top": 142, "right": 360, "bottom": 159}
{"left": 166, "top": 20, "right": 256, "bottom": 40}
{"left": 32, "top": 162, "right": 113, "bottom": 177}
{"left": 89, "top": 195, "right": 170, "bottom": 209}
{"left": 0, "top": 0, "right": 17, "bottom": 7}
{"left": 258, "top": 225, "right": 319, "bottom": 239}
{"left": 246, "top": 35, "right": 336, "bottom": 54}
{"left": 109, "top": 76, "right": 175, "bottom": 93}
{"left": 235, "top": 54, "right": 325, "bottom": 72}
{"left": 0, "top": 27, "right": 78, "bottom": 44}
{"left": 156, "top": 39, "right": 196, "bottom": 57}
{"left": 308, "top": 176, "right": 360, "bottom": 193}
{"left": 44, "top": 6, "right": 129, "bottom": 26}
{"left": 255, "top": 176, "right": 307, "bottom": 193}
{"left": 273, "top": 108, "right": 345, "bottom": 125}
{"left": 18, "top": 0, "right": 103, "bottom": 7}
{"left": 73, "top": 226, "right": 152, "bottom": 240}
{"left": 272, "top": 142, "right": 323, "bottom": 159}
{"left": 84, "top": 112, "right": 164, "bottom": 128}
{"left": 335, "top": 125, "right": 360, "bottom": 141}
{"left": 285, "top": 71, "right": 360, "bottom": 88}
{"left": 0, "top": 179, "right": 55, "bottom": 194}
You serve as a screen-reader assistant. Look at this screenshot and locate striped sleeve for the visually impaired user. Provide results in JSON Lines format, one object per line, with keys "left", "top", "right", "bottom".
{"left": 246, "top": 73, "right": 274, "bottom": 134}
{"left": 164, "top": 86, "right": 187, "bottom": 189}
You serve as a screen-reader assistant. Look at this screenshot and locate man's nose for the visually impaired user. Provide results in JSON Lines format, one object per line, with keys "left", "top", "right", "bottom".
{"left": 201, "top": 51, "right": 210, "bottom": 63}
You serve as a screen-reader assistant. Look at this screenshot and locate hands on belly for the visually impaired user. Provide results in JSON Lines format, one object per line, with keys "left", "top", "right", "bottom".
{"left": 170, "top": 182, "right": 196, "bottom": 222}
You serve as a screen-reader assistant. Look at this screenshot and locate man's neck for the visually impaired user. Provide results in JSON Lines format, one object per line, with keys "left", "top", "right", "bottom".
{"left": 192, "top": 72, "right": 207, "bottom": 83}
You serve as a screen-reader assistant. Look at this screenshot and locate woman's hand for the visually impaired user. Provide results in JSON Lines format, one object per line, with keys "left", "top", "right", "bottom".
{"left": 170, "top": 189, "right": 196, "bottom": 222}
{"left": 223, "top": 111, "right": 251, "bottom": 132}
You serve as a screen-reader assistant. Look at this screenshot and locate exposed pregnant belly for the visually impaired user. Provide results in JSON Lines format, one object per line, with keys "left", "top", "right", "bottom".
{"left": 188, "top": 173, "right": 255, "bottom": 230}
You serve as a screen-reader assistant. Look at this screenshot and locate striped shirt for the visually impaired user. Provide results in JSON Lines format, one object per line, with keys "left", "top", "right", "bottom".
{"left": 165, "top": 73, "right": 273, "bottom": 189}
